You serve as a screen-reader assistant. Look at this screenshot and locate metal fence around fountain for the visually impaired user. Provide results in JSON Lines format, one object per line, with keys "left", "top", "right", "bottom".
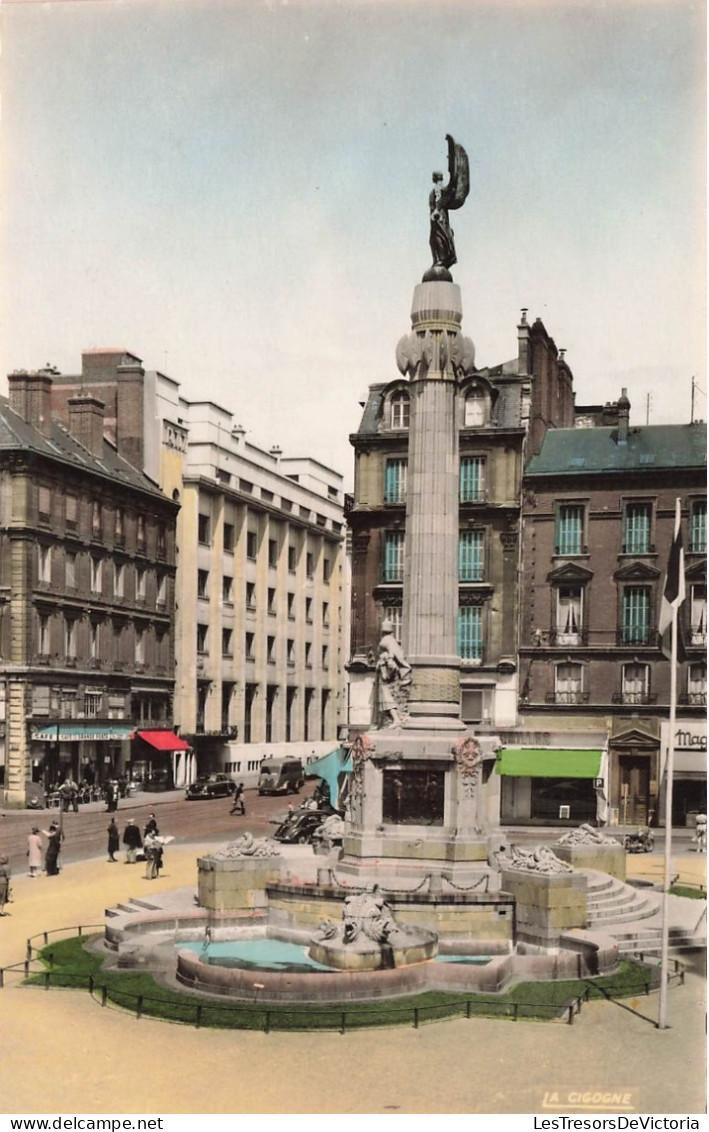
{"left": 0, "top": 925, "right": 689, "bottom": 1032}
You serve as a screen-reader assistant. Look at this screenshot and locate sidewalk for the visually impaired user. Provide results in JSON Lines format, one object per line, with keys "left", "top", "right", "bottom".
{"left": 0, "top": 842, "right": 705, "bottom": 1115}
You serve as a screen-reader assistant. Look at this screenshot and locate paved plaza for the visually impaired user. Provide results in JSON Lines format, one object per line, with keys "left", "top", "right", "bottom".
{"left": 0, "top": 842, "right": 705, "bottom": 1116}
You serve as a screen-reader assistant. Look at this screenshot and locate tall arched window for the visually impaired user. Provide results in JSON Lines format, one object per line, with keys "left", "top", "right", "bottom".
{"left": 390, "top": 391, "right": 410, "bottom": 430}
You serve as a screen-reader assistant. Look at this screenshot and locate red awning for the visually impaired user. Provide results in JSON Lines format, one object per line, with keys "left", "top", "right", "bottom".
{"left": 136, "top": 730, "right": 190, "bottom": 752}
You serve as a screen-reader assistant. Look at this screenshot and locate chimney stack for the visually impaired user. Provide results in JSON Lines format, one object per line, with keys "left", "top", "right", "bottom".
{"left": 7, "top": 370, "right": 54, "bottom": 437}
{"left": 617, "top": 388, "right": 630, "bottom": 445}
{"left": 116, "top": 359, "right": 145, "bottom": 471}
{"left": 68, "top": 393, "right": 106, "bottom": 458}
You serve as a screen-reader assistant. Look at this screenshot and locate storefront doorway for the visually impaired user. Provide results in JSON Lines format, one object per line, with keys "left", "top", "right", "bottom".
{"left": 619, "top": 755, "right": 651, "bottom": 826}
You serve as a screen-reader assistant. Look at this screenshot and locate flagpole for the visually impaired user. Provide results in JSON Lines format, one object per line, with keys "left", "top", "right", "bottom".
{"left": 658, "top": 599, "right": 677, "bottom": 1030}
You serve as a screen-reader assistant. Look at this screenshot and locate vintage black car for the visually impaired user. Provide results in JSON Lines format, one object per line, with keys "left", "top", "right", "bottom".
{"left": 272, "top": 808, "right": 335, "bottom": 844}
{"left": 185, "top": 774, "right": 236, "bottom": 800}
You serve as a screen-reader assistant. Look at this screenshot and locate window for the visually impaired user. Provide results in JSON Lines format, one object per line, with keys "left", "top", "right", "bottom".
{"left": 322, "top": 602, "right": 329, "bottom": 627}
{"left": 555, "top": 586, "right": 583, "bottom": 645}
{"left": 239, "top": 478, "right": 253, "bottom": 493}
{"left": 690, "top": 500, "right": 707, "bottom": 553}
{"left": 287, "top": 592, "right": 295, "bottom": 619}
{"left": 136, "top": 568, "right": 147, "bottom": 601}
{"left": 286, "top": 686, "right": 296, "bottom": 742}
{"left": 554, "top": 662, "right": 584, "bottom": 704}
{"left": 157, "top": 523, "right": 167, "bottom": 555}
{"left": 459, "top": 530, "right": 484, "bottom": 582}
{"left": 38, "top": 613, "right": 49, "bottom": 655}
{"left": 197, "top": 569, "right": 209, "bottom": 599}
{"left": 322, "top": 644, "right": 329, "bottom": 668}
{"left": 197, "top": 624, "right": 208, "bottom": 653}
{"left": 687, "top": 663, "right": 707, "bottom": 705}
{"left": 245, "top": 632, "right": 255, "bottom": 660}
{"left": 464, "top": 389, "right": 487, "bottom": 427}
{"left": 84, "top": 691, "right": 102, "bottom": 718}
{"left": 556, "top": 504, "right": 584, "bottom": 556}
{"left": 306, "top": 552, "right": 315, "bottom": 578}
{"left": 198, "top": 514, "right": 210, "bottom": 545}
{"left": 265, "top": 685, "right": 277, "bottom": 743}
{"left": 90, "top": 621, "right": 100, "bottom": 660}
{"left": 222, "top": 628, "right": 233, "bottom": 656}
{"left": 38, "top": 486, "right": 51, "bottom": 522}
{"left": 65, "top": 618, "right": 76, "bottom": 658}
{"left": 267, "top": 587, "right": 276, "bottom": 614}
{"left": 246, "top": 531, "right": 257, "bottom": 559}
{"left": 66, "top": 552, "right": 77, "bottom": 589}
{"left": 624, "top": 502, "right": 652, "bottom": 554}
{"left": 115, "top": 508, "right": 124, "bottom": 542}
{"left": 287, "top": 638, "right": 295, "bottom": 665}
{"left": 458, "top": 606, "right": 482, "bottom": 663}
{"left": 136, "top": 514, "right": 146, "bottom": 550}
{"left": 38, "top": 545, "right": 52, "bottom": 585}
{"left": 390, "top": 391, "right": 410, "bottom": 430}
{"left": 321, "top": 689, "right": 330, "bottom": 742}
{"left": 223, "top": 522, "right": 235, "bottom": 553}
{"left": 382, "top": 605, "right": 403, "bottom": 643}
{"left": 66, "top": 494, "right": 78, "bottom": 530}
{"left": 305, "top": 641, "right": 312, "bottom": 667}
{"left": 267, "top": 635, "right": 275, "bottom": 663}
{"left": 222, "top": 576, "right": 233, "bottom": 603}
{"left": 690, "top": 584, "right": 706, "bottom": 646}
{"left": 268, "top": 538, "right": 278, "bottom": 568}
{"left": 115, "top": 562, "right": 124, "bottom": 599}
{"left": 246, "top": 581, "right": 256, "bottom": 608}
{"left": 621, "top": 587, "right": 651, "bottom": 644}
{"left": 323, "top": 557, "right": 331, "bottom": 584}
{"left": 91, "top": 557, "right": 102, "bottom": 593}
{"left": 385, "top": 459, "right": 407, "bottom": 504}
{"left": 383, "top": 530, "right": 405, "bottom": 583}
{"left": 460, "top": 456, "right": 485, "bottom": 502}
{"left": 288, "top": 545, "right": 297, "bottom": 572}
{"left": 621, "top": 662, "right": 650, "bottom": 704}
{"left": 156, "top": 573, "right": 167, "bottom": 606}
{"left": 221, "top": 684, "right": 234, "bottom": 732}
{"left": 304, "top": 686, "right": 315, "bottom": 742}
{"left": 305, "top": 597, "right": 313, "bottom": 622}
{"left": 92, "top": 501, "right": 102, "bottom": 537}
{"left": 461, "top": 689, "right": 485, "bottom": 724}
{"left": 135, "top": 629, "right": 145, "bottom": 665}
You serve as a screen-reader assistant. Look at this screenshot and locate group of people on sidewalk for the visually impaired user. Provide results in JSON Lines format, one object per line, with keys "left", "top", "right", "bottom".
{"left": 108, "top": 813, "right": 166, "bottom": 878}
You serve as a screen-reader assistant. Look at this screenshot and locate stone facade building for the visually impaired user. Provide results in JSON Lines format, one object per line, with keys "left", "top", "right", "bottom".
{"left": 347, "top": 311, "right": 573, "bottom": 734}
{"left": 517, "top": 401, "right": 707, "bottom": 827}
{"left": 0, "top": 368, "right": 179, "bottom": 805}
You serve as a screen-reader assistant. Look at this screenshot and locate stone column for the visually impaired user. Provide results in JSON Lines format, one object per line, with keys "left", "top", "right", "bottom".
{"left": 403, "top": 280, "right": 466, "bottom": 728}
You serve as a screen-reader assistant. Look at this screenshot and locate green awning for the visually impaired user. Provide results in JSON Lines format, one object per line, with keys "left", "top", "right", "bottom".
{"left": 30, "top": 723, "right": 135, "bottom": 742}
{"left": 495, "top": 748, "right": 602, "bottom": 779}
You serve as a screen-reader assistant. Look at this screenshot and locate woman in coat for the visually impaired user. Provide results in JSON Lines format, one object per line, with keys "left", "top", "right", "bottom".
{"left": 107, "top": 818, "right": 120, "bottom": 862}
{"left": 27, "top": 828, "right": 43, "bottom": 877}
{"left": 0, "top": 855, "right": 11, "bottom": 913}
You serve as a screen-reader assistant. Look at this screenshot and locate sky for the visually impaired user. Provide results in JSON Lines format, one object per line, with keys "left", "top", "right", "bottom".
{"left": 2, "top": 0, "right": 706, "bottom": 487}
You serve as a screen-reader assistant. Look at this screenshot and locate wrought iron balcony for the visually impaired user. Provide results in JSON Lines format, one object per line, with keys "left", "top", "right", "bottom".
{"left": 611, "top": 691, "right": 658, "bottom": 705}
{"left": 545, "top": 691, "right": 590, "bottom": 705}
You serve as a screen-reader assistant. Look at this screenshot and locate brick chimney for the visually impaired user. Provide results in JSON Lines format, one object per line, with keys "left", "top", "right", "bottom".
{"left": 67, "top": 393, "right": 106, "bottom": 458}
{"left": 116, "top": 359, "right": 145, "bottom": 471}
{"left": 7, "top": 370, "right": 54, "bottom": 437}
{"left": 617, "top": 388, "right": 631, "bottom": 445}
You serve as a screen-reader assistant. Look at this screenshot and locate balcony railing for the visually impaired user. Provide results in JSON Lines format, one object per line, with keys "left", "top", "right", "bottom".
{"left": 679, "top": 692, "right": 707, "bottom": 706}
{"left": 611, "top": 691, "right": 658, "bottom": 705}
{"left": 545, "top": 691, "right": 590, "bottom": 705}
{"left": 549, "top": 629, "right": 589, "bottom": 646}
{"left": 616, "top": 629, "right": 654, "bottom": 646}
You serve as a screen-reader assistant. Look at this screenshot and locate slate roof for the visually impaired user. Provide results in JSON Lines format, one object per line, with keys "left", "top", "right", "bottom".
{"left": 526, "top": 422, "right": 707, "bottom": 477}
{"left": 0, "top": 397, "right": 169, "bottom": 503}
{"left": 353, "top": 374, "right": 524, "bottom": 438}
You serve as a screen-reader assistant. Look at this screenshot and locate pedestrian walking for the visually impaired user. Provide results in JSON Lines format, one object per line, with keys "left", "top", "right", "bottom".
{"left": 694, "top": 812, "right": 707, "bottom": 854}
{"left": 122, "top": 818, "right": 142, "bottom": 864}
{"left": 0, "top": 855, "right": 11, "bottom": 914}
{"left": 230, "top": 783, "right": 246, "bottom": 815}
{"left": 104, "top": 781, "right": 115, "bottom": 813}
{"left": 143, "top": 813, "right": 159, "bottom": 838}
{"left": 27, "top": 828, "right": 43, "bottom": 877}
{"left": 42, "top": 822, "right": 63, "bottom": 876}
{"left": 107, "top": 818, "right": 120, "bottom": 862}
{"left": 143, "top": 833, "right": 163, "bottom": 879}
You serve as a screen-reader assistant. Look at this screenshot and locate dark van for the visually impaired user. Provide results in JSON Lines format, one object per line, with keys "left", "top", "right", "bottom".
{"left": 257, "top": 757, "right": 304, "bottom": 795}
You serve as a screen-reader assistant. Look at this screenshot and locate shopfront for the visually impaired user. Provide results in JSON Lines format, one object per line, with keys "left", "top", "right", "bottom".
{"left": 30, "top": 722, "right": 135, "bottom": 791}
{"left": 497, "top": 747, "right": 604, "bottom": 826}
{"left": 659, "top": 719, "right": 707, "bottom": 827}
{"left": 132, "top": 729, "right": 193, "bottom": 790}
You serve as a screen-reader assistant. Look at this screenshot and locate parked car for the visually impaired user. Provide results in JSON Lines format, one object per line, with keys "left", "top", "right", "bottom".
{"left": 185, "top": 774, "right": 236, "bottom": 800}
{"left": 258, "top": 757, "right": 304, "bottom": 795}
{"left": 272, "top": 808, "right": 336, "bottom": 844}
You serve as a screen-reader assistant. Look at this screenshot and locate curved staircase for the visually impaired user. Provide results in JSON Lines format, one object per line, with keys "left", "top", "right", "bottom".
{"left": 582, "top": 870, "right": 706, "bottom": 957}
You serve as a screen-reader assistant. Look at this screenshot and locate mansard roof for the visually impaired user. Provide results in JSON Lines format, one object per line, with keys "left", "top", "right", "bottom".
{"left": 526, "top": 422, "right": 707, "bottom": 477}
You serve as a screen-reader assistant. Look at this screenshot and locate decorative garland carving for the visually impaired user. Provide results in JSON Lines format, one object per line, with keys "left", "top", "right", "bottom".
{"left": 452, "top": 735, "right": 484, "bottom": 799}
{"left": 349, "top": 732, "right": 376, "bottom": 805}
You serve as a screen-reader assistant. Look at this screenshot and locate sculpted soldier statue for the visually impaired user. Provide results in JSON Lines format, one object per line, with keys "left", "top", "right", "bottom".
{"left": 375, "top": 619, "right": 412, "bottom": 728}
{"left": 426, "top": 135, "right": 470, "bottom": 279}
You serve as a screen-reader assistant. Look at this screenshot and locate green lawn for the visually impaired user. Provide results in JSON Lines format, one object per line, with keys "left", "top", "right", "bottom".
{"left": 669, "top": 885, "right": 706, "bottom": 900}
{"left": 25, "top": 935, "right": 659, "bottom": 1031}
